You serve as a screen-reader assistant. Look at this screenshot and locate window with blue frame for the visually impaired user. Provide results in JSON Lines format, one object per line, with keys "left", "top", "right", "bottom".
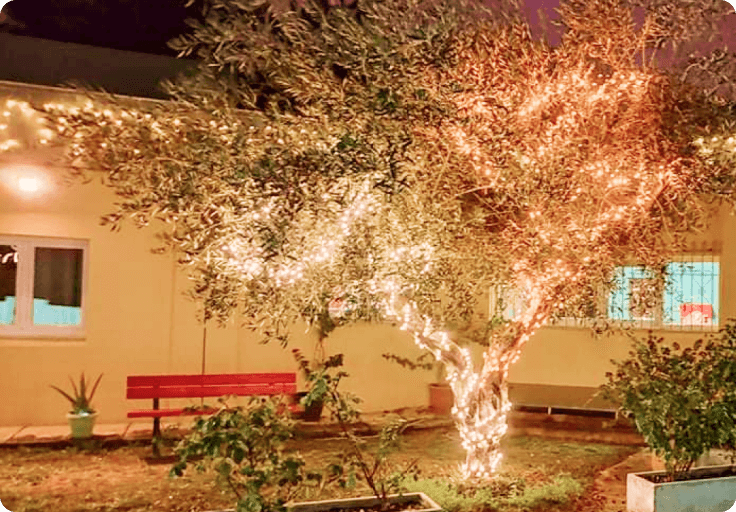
{"left": 608, "top": 257, "right": 719, "bottom": 328}
{"left": 495, "top": 255, "right": 720, "bottom": 330}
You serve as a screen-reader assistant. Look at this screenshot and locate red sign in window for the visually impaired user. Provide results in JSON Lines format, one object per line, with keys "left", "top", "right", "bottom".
{"left": 680, "top": 303, "right": 713, "bottom": 325}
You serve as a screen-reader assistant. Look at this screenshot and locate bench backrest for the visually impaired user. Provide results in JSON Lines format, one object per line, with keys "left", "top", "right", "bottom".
{"left": 127, "top": 373, "right": 297, "bottom": 400}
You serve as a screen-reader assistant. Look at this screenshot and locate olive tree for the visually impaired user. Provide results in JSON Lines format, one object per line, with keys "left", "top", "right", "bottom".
{"left": 2, "top": 0, "right": 736, "bottom": 481}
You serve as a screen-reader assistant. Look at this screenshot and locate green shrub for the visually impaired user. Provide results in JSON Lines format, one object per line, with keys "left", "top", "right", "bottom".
{"left": 601, "top": 322, "right": 736, "bottom": 481}
{"left": 169, "top": 355, "right": 417, "bottom": 512}
{"left": 402, "top": 474, "right": 583, "bottom": 511}
{"left": 170, "top": 395, "right": 321, "bottom": 512}
{"left": 403, "top": 478, "right": 496, "bottom": 511}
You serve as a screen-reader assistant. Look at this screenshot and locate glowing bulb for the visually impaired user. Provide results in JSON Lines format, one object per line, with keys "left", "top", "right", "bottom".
{"left": 18, "top": 177, "right": 39, "bottom": 193}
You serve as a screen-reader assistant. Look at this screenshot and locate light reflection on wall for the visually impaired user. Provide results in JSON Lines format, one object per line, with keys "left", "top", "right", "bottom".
{"left": 0, "top": 164, "right": 50, "bottom": 198}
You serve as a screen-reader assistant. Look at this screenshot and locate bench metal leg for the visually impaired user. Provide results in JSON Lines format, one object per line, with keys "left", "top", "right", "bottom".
{"left": 152, "top": 397, "right": 161, "bottom": 458}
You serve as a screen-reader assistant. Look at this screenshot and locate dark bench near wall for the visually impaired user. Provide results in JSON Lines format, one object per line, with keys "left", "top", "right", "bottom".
{"left": 509, "top": 383, "right": 617, "bottom": 418}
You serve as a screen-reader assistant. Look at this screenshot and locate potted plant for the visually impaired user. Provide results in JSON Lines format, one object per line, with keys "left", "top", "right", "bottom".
{"left": 291, "top": 290, "right": 359, "bottom": 422}
{"left": 600, "top": 323, "right": 736, "bottom": 512}
{"left": 292, "top": 347, "right": 329, "bottom": 422}
{"left": 427, "top": 364, "right": 454, "bottom": 416}
{"left": 50, "top": 373, "right": 103, "bottom": 439}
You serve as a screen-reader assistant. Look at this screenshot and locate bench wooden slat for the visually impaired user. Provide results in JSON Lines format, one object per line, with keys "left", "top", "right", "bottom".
{"left": 127, "top": 373, "right": 296, "bottom": 387}
{"left": 128, "top": 408, "right": 218, "bottom": 418}
{"left": 128, "top": 404, "right": 303, "bottom": 419}
{"left": 127, "top": 382, "right": 296, "bottom": 399}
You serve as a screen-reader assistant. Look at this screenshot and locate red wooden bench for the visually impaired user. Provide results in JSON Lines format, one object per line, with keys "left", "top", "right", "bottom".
{"left": 127, "top": 373, "right": 300, "bottom": 456}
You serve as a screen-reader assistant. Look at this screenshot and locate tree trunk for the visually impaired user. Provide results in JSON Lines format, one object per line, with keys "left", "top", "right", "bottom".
{"left": 449, "top": 368, "right": 510, "bottom": 480}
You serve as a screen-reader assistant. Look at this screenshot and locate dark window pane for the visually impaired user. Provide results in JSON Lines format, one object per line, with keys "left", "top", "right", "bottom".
{"left": 33, "top": 247, "right": 83, "bottom": 326}
{"left": 0, "top": 244, "right": 17, "bottom": 325}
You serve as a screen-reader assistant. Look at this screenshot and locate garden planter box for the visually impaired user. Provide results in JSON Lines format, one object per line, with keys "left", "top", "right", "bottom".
{"left": 209, "top": 492, "right": 441, "bottom": 512}
{"left": 627, "top": 465, "right": 736, "bottom": 512}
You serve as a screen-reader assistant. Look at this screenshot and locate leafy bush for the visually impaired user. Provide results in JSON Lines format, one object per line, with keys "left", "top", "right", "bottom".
{"left": 403, "top": 478, "right": 496, "bottom": 511}
{"left": 169, "top": 355, "right": 417, "bottom": 512}
{"left": 505, "top": 475, "right": 583, "bottom": 509}
{"left": 292, "top": 349, "right": 350, "bottom": 410}
{"left": 326, "top": 416, "right": 422, "bottom": 504}
{"left": 170, "top": 395, "right": 321, "bottom": 512}
{"left": 601, "top": 322, "right": 736, "bottom": 481}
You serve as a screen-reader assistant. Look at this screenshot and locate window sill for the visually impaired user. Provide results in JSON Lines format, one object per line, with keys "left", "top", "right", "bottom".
{"left": 547, "top": 319, "right": 720, "bottom": 332}
{"left": 0, "top": 328, "right": 86, "bottom": 340}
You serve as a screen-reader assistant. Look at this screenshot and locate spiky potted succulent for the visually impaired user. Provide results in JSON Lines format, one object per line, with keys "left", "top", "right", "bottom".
{"left": 50, "top": 373, "right": 103, "bottom": 439}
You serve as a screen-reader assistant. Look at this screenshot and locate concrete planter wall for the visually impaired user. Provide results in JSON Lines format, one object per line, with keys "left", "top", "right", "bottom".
{"left": 649, "top": 450, "right": 736, "bottom": 473}
{"left": 627, "top": 465, "right": 736, "bottom": 512}
{"left": 289, "top": 492, "right": 442, "bottom": 512}
{"left": 209, "top": 492, "right": 442, "bottom": 512}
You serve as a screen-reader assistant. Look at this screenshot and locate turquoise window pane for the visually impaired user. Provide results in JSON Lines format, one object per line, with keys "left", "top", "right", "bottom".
{"left": 503, "top": 285, "right": 532, "bottom": 320}
{"left": 32, "top": 247, "right": 83, "bottom": 326}
{"left": 608, "top": 261, "right": 719, "bottom": 326}
{"left": 663, "top": 262, "right": 719, "bottom": 326}
{"left": 0, "top": 296, "right": 15, "bottom": 325}
{"left": 32, "top": 298, "right": 82, "bottom": 326}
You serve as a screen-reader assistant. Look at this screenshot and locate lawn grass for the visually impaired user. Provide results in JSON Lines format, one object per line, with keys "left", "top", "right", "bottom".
{"left": 0, "top": 427, "right": 637, "bottom": 512}
{"left": 404, "top": 474, "right": 584, "bottom": 512}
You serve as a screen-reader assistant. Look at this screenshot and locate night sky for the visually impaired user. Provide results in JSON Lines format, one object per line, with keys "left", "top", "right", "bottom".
{"left": 0, "top": 0, "right": 733, "bottom": 58}
{"left": 0, "top": 0, "right": 206, "bottom": 56}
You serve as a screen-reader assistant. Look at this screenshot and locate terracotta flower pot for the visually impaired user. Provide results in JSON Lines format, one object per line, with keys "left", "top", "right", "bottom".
{"left": 428, "top": 383, "right": 453, "bottom": 416}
